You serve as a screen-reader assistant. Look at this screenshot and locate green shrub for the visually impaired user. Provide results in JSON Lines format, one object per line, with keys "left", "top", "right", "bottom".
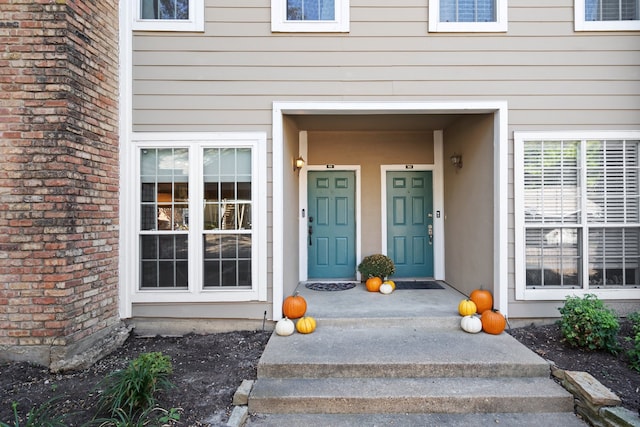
{"left": 626, "top": 311, "right": 640, "bottom": 372}
{"left": 0, "top": 399, "right": 67, "bottom": 427}
{"left": 357, "top": 254, "right": 395, "bottom": 279}
{"left": 97, "top": 352, "right": 174, "bottom": 419}
{"left": 558, "top": 294, "right": 620, "bottom": 353}
{"left": 89, "top": 406, "right": 181, "bottom": 427}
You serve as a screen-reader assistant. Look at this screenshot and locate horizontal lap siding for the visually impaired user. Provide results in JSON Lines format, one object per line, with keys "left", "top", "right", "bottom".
{"left": 133, "top": 0, "right": 640, "bottom": 130}
{"left": 131, "top": 0, "right": 640, "bottom": 319}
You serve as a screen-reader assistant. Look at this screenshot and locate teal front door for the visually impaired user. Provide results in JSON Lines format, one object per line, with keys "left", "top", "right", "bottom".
{"left": 386, "top": 171, "right": 434, "bottom": 278}
{"left": 308, "top": 171, "right": 356, "bottom": 279}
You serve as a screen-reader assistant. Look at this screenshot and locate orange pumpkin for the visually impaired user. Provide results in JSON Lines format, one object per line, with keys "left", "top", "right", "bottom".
{"left": 282, "top": 292, "right": 307, "bottom": 319}
{"left": 481, "top": 309, "right": 506, "bottom": 335}
{"left": 365, "top": 277, "right": 383, "bottom": 292}
{"left": 470, "top": 287, "right": 493, "bottom": 314}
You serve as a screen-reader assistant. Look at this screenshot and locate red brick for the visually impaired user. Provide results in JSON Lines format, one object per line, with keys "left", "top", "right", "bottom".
{"left": 0, "top": 1, "right": 119, "bottom": 361}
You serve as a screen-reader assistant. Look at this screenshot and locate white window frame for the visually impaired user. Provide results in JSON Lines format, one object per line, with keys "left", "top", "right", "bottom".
{"left": 514, "top": 130, "right": 640, "bottom": 301}
{"left": 428, "top": 0, "right": 508, "bottom": 32}
{"left": 132, "top": 0, "right": 204, "bottom": 32}
{"left": 125, "top": 132, "right": 267, "bottom": 304}
{"left": 575, "top": 0, "right": 640, "bottom": 31}
{"left": 271, "top": 0, "right": 350, "bottom": 32}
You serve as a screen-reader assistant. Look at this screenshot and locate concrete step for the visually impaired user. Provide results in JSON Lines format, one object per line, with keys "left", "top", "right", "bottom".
{"left": 257, "top": 325, "right": 551, "bottom": 379}
{"left": 312, "top": 315, "right": 462, "bottom": 330}
{"left": 249, "top": 315, "right": 579, "bottom": 421}
{"left": 244, "top": 412, "right": 588, "bottom": 426}
{"left": 248, "top": 377, "right": 575, "bottom": 414}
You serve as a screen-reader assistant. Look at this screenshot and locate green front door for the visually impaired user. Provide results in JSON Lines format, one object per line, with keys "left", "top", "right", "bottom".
{"left": 308, "top": 171, "right": 356, "bottom": 279}
{"left": 386, "top": 171, "right": 434, "bottom": 278}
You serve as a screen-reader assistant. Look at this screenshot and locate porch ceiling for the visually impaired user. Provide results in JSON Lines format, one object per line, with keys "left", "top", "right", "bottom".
{"left": 291, "top": 114, "right": 461, "bottom": 131}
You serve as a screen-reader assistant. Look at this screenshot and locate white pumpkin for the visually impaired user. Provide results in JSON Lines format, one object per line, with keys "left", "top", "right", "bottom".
{"left": 275, "top": 317, "right": 295, "bottom": 336}
{"left": 460, "top": 315, "right": 482, "bottom": 334}
{"left": 379, "top": 283, "right": 394, "bottom": 295}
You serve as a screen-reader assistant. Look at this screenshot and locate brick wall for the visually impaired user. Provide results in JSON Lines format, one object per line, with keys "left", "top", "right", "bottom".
{"left": 0, "top": 0, "right": 120, "bottom": 367}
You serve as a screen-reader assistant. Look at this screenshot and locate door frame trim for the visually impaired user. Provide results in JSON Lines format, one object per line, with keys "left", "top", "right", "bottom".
{"left": 298, "top": 159, "right": 362, "bottom": 282}
{"left": 380, "top": 142, "right": 445, "bottom": 280}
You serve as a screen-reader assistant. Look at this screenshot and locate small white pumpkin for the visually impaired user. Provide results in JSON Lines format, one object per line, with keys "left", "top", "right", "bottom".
{"left": 460, "top": 315, "right": 482, "bottom": 334}
{"left": 275, "top": 317, "right": 295, "bottom": 336}
{"left": 379, "top": 282, "right": 394, "bottom": 295}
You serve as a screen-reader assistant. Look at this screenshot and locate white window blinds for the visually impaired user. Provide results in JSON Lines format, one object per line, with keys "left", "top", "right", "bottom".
{"left": 522, "top": 138, "right": 640, "bottom": 289}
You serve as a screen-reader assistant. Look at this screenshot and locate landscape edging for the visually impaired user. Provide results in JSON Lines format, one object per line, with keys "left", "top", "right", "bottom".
{"left": 552, "top": 366, "right": 640, "bottom": 427}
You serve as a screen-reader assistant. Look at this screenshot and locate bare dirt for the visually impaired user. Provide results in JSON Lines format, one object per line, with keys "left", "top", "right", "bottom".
{"left": 1, "top": 322, "right": 638, "bottom": 426}
{"left": 507, "top": 319, "right": 640, "bottom": 414}
{"left": 0, "top": 331, "right": 272, "bottom": 426}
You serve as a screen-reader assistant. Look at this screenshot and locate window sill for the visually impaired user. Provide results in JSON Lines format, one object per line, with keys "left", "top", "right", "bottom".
{"left": 574, "top": 20, "right": 640, "bottom": 31}
{"left": 132, "top": 20, "right": 205, "bottom": 32}
{"left": 428, "top": 21, "right": 508, "bottom": 33}
{"left": 516, "top": 287, "right": 640, "bottom": 301}
{"left": 131, "top": 288, "right": 265, "bottom": 303}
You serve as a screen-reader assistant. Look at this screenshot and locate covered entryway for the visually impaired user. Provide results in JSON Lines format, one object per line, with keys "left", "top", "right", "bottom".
{"left": 273, "top": 102, "right": 509, "bottom": 320}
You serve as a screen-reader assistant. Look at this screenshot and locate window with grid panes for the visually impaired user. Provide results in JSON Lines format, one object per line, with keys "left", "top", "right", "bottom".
{"left": 141, "top": 0, "right": 189, "bottom": 20}
{"left": 138, "top": 145, "right": 257, "bottom": 291}
{"left": 575, "top": 0, "right": 640, "bottom": 30}
{"left": 202, "top": 148, "right": 252, "bottom": 288}
{"left": 140, "top": 148, "right": 190, "bottom": 289}
{"left": 440, "top": 0, "right": 496, "bottom": 22}
{"left": 429, "top": 0, "right": 507, "bottom": 31}
{"left": 585, "top": 0, "right": 638, "bottom": 21}
{"left": 134, "top": 0, "right": 204, "bottom": 31}
{"left": 287, "top": 0, "right": 335, "bottom": 20}
{"left": 521, "top": 138, "right": 640, "bottom": 290}
{"left": 271, "top": 0, "right": 349, "bottom": 32}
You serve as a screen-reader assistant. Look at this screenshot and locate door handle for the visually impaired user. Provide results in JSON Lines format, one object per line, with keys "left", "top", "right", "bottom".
{"left": 308, "top": 225, "right": 313, "bottom": 246}
{"left": 428, "top": 224, "right": 433, "bottom": 245}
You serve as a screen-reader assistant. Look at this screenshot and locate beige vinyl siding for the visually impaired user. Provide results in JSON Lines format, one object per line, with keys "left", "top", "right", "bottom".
{"left": 133, "top": 1, "right": 639, "bottom": 124}
{"left": 132, "top": 0, "right": 640, "bottom": 320}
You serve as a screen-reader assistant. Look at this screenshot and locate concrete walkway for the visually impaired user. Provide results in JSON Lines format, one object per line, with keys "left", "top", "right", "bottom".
{"left": 246, "top": 282, "right": 587, "bottom": 426}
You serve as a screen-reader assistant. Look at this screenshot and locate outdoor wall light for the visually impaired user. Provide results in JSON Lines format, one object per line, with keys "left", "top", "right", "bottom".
{"left": 450, "top": 154, "right": 463, "bottom": 169}
{"left": 294, "top": 156, "right": 305, "bottom": 173}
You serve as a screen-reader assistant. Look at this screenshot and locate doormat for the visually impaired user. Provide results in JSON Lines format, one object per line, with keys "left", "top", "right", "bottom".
{"left": 394, "top": 281, "right": 444, "bottom": 290}
{"left": 305, "top": 282, "right": 357, "bottom": 291}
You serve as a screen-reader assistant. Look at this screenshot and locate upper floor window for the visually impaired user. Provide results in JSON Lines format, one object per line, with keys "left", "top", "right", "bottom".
{"left": 429, "top": 0, "right": 507, "bottom": 32}
{"left": 272, "top": 0, "right": 350, "bottom": 32}
{"left": 575, "top": 0, "right": 640, "bottom": 31}
{"left": 133, "top": 0, "right": 204, "bottom": 32}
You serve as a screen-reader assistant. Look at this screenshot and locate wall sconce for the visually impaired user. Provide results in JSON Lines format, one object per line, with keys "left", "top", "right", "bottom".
{"left": 450, "top": 154, "right": 463, "bottom": 169}
{"left": 294, "top": 156, "right": 305, "bottom": 173}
